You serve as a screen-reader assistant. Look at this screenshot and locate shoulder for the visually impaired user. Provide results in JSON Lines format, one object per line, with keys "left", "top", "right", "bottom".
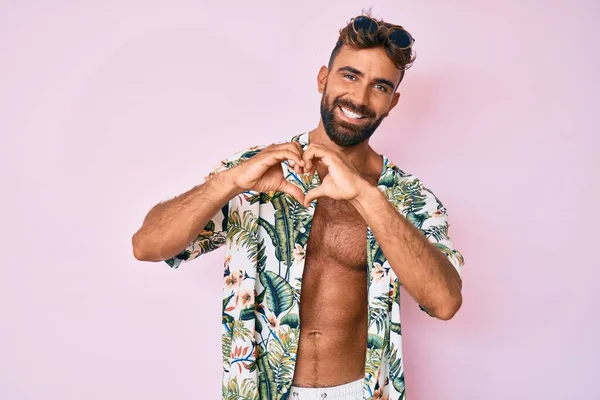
{"left": 224, "top": 144, "right": 266, "bottom": 165}
{"left": 203, "top": 144, "right": 267, "bottom": 181}
{"left": 381, "top": 158, "right": 448, "bottom": 215}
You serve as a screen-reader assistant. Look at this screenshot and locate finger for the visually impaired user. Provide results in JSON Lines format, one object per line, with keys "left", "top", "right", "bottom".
{"left": 288, "top": 141, "right": 304, "bottom": 156}
{"left": 302, "top": 147, "right": 317, "bottom": 172}
{"left": 304, "top": 185, "right": 327, "bottom": 207}
{"left": 260, "top": 149, "right": 304, "bottom": 169}
{"left": 288, "top": 158, "right": 305, "bottom": 175}
{"left": 287, "top": 159, "right": 301, "bottom": 175}
{"left": 270, "top": 143, "right": 305, "bottom": 164}
{"left": 302, "top": 145, "right": 337, "bottom": 172}
{"left": 268, "top": 143, "right": 305, "bottom": 174}
{"left": 279, "top": 181, "right": 306, "bottom": 205}
{"left": 292, "top": 142, "right": 306, "bottom": 174}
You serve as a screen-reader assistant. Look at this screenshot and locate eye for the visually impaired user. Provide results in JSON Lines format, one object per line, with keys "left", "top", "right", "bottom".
{"left": 374, "top": 84, "right": 388, "bottom": 93}
{"left": 344, "top": 74, "right": 357, "bottom": 81}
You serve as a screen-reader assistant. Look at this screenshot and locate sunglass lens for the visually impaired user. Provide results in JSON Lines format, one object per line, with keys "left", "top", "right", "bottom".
{"left": 353, "top": 16, "right": 378, "bottom": 34}
{"left": 389, "top": 29, "right": 412, "bottom": 48}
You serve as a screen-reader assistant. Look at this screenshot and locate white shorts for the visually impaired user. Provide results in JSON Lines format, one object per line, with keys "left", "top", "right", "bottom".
{"left": 289, "top": 378, "right": 363, "bottom": 399}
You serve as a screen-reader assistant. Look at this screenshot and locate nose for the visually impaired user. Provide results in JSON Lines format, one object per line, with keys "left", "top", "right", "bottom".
{"left": 349, "top": 83, "right": 370, "bottom": 109}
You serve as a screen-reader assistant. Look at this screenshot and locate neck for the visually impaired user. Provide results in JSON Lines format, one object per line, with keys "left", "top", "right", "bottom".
{"left": 308, "top": 121, "right": 379, "bottom": 176}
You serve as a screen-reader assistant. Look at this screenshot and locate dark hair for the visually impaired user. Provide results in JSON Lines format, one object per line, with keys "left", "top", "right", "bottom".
{"left": 328, "top": 11, "right": 417, "bottom": 85}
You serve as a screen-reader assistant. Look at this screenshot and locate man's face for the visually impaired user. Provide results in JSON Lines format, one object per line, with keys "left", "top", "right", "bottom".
{"left": 318, "top": 46, "right": 402, "bottom": 147}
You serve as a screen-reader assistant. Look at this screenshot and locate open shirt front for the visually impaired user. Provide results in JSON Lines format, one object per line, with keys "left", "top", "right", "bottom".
{"left": 164, "top": 132, "right": 465, "bottom": 399}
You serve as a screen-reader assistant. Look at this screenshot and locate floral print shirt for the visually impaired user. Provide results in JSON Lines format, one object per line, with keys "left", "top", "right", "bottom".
{"left": 164, "top": 132, "right": 464, "bottom": 399}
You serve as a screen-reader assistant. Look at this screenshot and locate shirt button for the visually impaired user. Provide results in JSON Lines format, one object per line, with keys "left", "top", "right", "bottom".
{"left": 300, "top": 227, "right": 306, "bottom": 233}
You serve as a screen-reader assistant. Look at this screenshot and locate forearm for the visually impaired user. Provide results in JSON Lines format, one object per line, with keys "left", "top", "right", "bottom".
{"left": 132, "top": 169, "right": 241, "bottom": 261}
{"left": 350, "top": 184, "right": 462, "bottom": 319}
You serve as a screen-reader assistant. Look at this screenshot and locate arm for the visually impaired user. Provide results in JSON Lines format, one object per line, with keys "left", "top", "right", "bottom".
{"left": 132, "top": 142, "right": 306, "bottom": 263}
{"left": 350, "top": 183, "right": 462, "bottom": 320}
{"left": 301, "top": 143, "right": 463, "bottom": 320}
{"left": 132, "top": 170, "right": 241, "bottom": 262}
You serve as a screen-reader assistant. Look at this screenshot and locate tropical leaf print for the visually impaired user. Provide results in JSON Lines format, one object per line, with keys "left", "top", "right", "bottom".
{"left": 271, "top": 194, "right": 295, "bottom": 271}
{"left": 257, "top": 216, "right": 277, "bottom": 239}
{"left": 257, "top": 193, "right": 303, "bottom": 278}
{"left": 227, "top": 209, "right": 267, "bottom": 271}
{"left": 405, "top": 211, "right": 430, "bottom": 230}
{"left": 240, "top": 306, "right": 257, "bottom": 321}
{"left": 222, "top": 330, "right": 233, "bottom": 369}
{"left": 259, "top": 271, "right": 294, "bottom": 317}
{"left": 224, "top": 148, "right": 263, "bottom": 169}
{"left": 364, "top": 347, "right": 382, "bottom": 386}
{"left": 292, "top": 278, "right": 302, "bottom": 305}
{"left": 257, "top": 355, "right": 277, "bottom": 400}
{"left": 398, "top": 177, "right": 425, "bottom": 197}
{"left": 434, "top": 243, "right": 465, "bottom": 266}
{"left": 423, "top": 222, "right": 449, "bottom": 242}
{"left": 257, "top": 218, "right": 282, "bottom": 273}
{"left": 423, "top": 187, "right": 446, "bottom": 212}
{"left": 367, "top": 333, "right": 384, "bottom": 350}
{"left": 370, "top": 296, "right": 390, "bottom": 332}
{"left": 370, "top": 242, "right": 388, "bottom": 270}
{"left": 193, "top": 231, "right": 225, "bottom": 254}
{"left": 392, "top": 279, "right": 400, "bottom": 305}
{"left": 226, "top": 376, "right": 260, "bottom": 400}
{"left": 245, "top": 191, "right": 279, "bottom": 205}
{"left": 389, "top": 346, "right": 406, "bottom": 395}
{"left": 280, "top": 313, "right": 299, "bottom": 329}
{"left": 391, "top": 321, "right": 402, "bottom": 335}
{"left": 267, "top": 327, "right": 300, "bottom": 394}
{"left": 166, "top": 218, "right": 227, "bottom": 267}
{"left": 231, "top": 320, "right": 254, "bottom": 343}
{"left": 384, "top": 177, "right": 428, "bottom": 217}
{"left": 378, "top": 167, "right": 396, "bottom": 188}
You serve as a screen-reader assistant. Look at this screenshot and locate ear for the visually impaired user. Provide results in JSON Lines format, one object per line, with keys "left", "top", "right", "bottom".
{"left": 389, "top": 92, "right": 401, "bottom": 112}
{"left": 317, "top": 65, "right": 329, "bottom": 93}
{"left": 382, "top": 92, "right": 401, "bottom": 117}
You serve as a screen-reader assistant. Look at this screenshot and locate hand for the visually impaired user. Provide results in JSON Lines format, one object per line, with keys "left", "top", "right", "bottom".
{"left": 302, "top": 144, "right": 367, "bottom": 207}
{"left": 227, "top": 143, "right": 307, "bottom": 204}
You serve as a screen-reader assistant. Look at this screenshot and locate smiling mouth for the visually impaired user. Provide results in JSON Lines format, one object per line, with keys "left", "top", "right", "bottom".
{"left": 339, "top": 106, "right": 365, "bottom": 119}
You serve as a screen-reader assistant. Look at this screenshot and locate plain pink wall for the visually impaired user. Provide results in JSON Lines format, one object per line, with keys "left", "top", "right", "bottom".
{"left": 2, "top": 0, "right": 599, "bottom": 399}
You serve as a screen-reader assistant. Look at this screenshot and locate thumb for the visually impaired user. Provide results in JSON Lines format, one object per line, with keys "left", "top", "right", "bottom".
{"left": 304, "top": 186, "right": 326, "bottom": 207}
{"left": 279, "top": 181, "right": 306, "bottom": 205}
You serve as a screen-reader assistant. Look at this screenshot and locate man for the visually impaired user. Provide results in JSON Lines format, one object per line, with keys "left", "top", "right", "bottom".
{"left": 132, "top": 12, "right": 464, "bottom": 400}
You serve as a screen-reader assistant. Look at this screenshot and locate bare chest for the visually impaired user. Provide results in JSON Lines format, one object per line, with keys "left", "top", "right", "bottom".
{"left": 304, "top": 197, "right": 368, "bottom": 271}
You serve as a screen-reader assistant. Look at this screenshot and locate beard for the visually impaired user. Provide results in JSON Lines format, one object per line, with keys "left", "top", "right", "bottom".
{"left": 320, "top": 91, "right": 386, "bottom": 147}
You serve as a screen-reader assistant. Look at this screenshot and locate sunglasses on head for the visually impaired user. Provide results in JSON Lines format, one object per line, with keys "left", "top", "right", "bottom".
{"left": 350, "top": 16, "right": 415, "bottom": 50}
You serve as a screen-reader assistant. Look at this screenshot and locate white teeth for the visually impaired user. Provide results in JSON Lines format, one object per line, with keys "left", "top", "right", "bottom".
{"left": 341, "top": 107, "right": 363, "bottom": 119}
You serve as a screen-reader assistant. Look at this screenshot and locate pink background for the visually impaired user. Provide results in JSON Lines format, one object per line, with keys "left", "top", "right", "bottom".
{"left": 1, "top": 0, "right": 598, "bottom": 399}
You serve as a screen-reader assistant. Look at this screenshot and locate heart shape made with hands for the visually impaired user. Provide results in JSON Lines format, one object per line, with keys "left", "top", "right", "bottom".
{"left": 286, "top": 144, "right": 366, "bottom": 208}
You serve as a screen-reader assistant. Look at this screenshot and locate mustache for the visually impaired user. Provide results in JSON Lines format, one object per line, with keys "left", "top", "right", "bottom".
{"left": 334, "top": 98, "right": 375, "bottom": 119}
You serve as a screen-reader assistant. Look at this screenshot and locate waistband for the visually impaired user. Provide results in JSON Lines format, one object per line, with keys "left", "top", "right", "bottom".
{"left": 289, "top": 378, "right": 364, "bottom": 399}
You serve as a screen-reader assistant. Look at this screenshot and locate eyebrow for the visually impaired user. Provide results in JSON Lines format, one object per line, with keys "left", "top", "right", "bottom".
{"left": 337, "top": 66, "right": 396, "bottom": 90}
